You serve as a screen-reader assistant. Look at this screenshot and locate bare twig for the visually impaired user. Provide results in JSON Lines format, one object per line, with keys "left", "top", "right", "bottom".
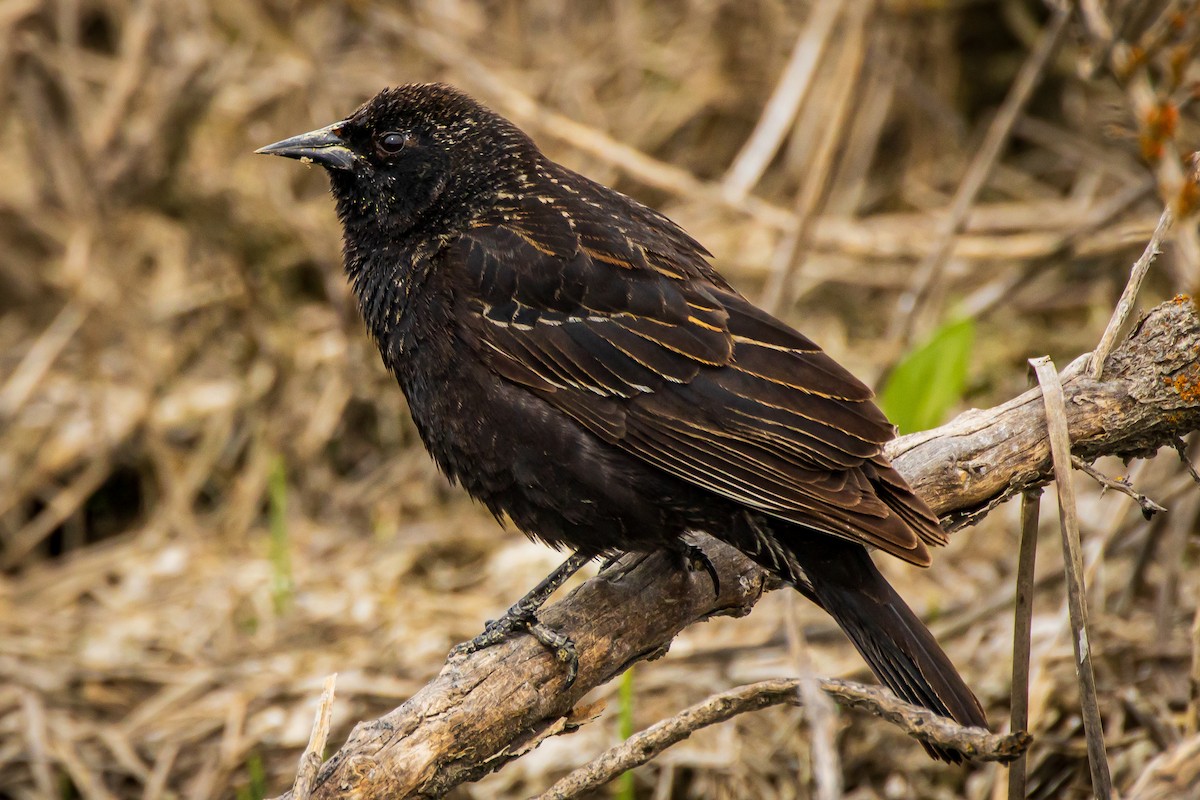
{"left": 821, "top": 678, "right": 1030, "bottom": 761}
{"left": 1091, "top": 206, "right": 1176, "bottom": 380}
{"left": 1007, "top": 488, "right": 1041, "bottom": 800}
{"left": 1071, "top": 455, "right": 1168, "bottom": 517}
{"left": 887, "top": 4, "right": 1072, "bottom": 348}
{"left": 1172, "top": 437, "right": 1200, "bottom": 487}
{"left": 534, "top": 678, "right": 1029, "bottom": 800}
{"left": 1030, "top": 356, "right": 1113, "bottom": 799}
{"left": 291, "top": 674, "right": 337, "bottom": 800}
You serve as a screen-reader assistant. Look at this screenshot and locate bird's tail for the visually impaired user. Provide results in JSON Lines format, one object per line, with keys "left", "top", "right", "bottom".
{"left": 790, "top": 537, "right": 987, "bottom": 763}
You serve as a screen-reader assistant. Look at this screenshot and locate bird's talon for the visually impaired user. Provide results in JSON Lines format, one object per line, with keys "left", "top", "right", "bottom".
{"left": 683, "top": 544, "right": 720, "bottom": 597}
{"left": 559, "top": 644, "right": 580, "bottom": 687}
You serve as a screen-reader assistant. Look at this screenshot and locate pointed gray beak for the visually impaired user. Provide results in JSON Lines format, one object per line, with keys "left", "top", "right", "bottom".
{"left": 255, "top": 122, "right": 359, "bottom": 171}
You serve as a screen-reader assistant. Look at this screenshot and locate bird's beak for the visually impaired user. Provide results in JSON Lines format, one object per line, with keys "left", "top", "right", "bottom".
{"left": 255, "top": 122, "right": 358, "bottom": 171}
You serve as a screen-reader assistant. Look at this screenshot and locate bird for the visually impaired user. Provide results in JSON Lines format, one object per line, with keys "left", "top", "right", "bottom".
{"left": 257, "top": 82, "right": 987, "bottom": 761}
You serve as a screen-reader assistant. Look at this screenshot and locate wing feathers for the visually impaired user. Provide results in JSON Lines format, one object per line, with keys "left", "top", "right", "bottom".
{"left": 450, "top": 205, "right": 942, "bottom": 563}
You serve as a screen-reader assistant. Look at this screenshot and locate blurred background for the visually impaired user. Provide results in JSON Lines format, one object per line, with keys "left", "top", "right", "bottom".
{"left": 1, "top": 1, "right": 1199, "bottom": 798}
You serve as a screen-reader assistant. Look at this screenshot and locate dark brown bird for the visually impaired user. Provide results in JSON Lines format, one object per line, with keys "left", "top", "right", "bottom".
{"left": 258, "top": 83, "right": 986, "bottom": 760}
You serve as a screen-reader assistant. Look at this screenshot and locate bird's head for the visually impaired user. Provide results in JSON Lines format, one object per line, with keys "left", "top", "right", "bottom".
{"left": 256, "top": 83, "right": 536, "bottom": 236}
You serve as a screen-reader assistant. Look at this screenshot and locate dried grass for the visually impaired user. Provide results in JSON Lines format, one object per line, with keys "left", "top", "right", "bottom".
{"left": 1, "top": 1, "right": 1199, "bottom": 798}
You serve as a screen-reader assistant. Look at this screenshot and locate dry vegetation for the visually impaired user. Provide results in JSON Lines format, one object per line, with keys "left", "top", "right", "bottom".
{"left": 1, "top": 1, "right": 1199, "bottom": 798}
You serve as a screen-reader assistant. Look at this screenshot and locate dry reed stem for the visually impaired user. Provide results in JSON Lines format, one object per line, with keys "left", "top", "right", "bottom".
{"left": 1007, "top": 488, "right": 1041, "bottom": 800}
{"left": 1030, "top": 356, "right": 1114, "bottom": 799}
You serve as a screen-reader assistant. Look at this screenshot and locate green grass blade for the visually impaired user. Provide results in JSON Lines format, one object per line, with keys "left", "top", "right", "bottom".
{"left": 236, "top": 753, "right": 267, "bottom": 800}
{"left": 268, "top": 456, "right": 294, "bottom": 614}
{"left": 616, "top": 666, "right": 636, "bottom": 799}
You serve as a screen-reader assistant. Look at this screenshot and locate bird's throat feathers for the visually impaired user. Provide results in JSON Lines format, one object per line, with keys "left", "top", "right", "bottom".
{"left": 339, "top": 221, "right": 440, "bottom": 357}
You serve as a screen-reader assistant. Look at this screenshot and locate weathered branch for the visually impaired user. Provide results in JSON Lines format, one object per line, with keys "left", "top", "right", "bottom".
{"left": 274, "top": 297, "right": 1200, "bottom": 800}
{"left": 891, "top": 296, "right": 1200, "bottom": 530}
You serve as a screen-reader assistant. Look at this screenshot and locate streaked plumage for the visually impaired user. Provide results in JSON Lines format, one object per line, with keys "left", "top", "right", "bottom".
{"left": 258, "top": 83, "right": 987, "bottom": 761}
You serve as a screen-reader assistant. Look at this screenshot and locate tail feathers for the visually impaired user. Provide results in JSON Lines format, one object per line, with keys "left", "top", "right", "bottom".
{"left": 796, "top": 540, "right": 987, "bottom": 763}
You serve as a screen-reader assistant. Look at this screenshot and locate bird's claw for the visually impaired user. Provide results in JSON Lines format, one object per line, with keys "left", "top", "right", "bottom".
{"left": 528, "top": 620, "right": 579, "bottom": 687}
{"left": 683, "top": 543, "right": 720, "bottom": 597}
{"left": 450, "top": 614, "right": 580, "bottom": 687}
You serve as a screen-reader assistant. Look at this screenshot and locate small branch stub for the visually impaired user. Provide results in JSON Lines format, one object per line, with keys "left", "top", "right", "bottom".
{"left": 292, "top": 674, "right": 337, "bottom": 800}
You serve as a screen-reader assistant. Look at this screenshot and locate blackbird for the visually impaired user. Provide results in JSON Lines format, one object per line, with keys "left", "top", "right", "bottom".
{"left": 258, "top": 83, "right": 987, "bottom": 760}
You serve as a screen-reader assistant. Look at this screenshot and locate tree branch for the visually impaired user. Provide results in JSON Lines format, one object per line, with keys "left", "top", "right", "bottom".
{"left": 535, "top": 677, "right": 1029, "bottom": 800}
{"left": 273, "top": 297, "right": 1200, "bottom": 800}
{"left": 890, "top": 296, "right": 1200, "bottom": 530}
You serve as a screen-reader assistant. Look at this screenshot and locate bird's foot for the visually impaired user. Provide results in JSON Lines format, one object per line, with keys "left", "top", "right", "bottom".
{"left": 681, "top": 543, "right": 720, "bottom": 597}
{"left": 450, "top": 609, "right": 580, "bottom": 687}
{"left": 448, "top": 551, "right": 590, "bottom": 686}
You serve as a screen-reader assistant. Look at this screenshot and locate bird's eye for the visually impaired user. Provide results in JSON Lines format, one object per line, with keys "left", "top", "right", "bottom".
{"left": 377, "top": 132, "right": 410, "bottom": 155}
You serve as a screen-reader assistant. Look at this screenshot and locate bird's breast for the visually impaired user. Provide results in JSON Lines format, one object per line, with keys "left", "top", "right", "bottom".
{"left": 385, "top": 308, "right": 692, "bottom": 553}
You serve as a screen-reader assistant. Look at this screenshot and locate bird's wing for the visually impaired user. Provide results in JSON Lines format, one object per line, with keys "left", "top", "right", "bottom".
{"left": 447, "top": 202, "right": 944, "bottom": 564}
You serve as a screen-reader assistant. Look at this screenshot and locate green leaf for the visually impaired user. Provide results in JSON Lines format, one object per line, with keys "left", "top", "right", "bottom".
{"left": 879, "top": 317, "right": 975, "bottom": 434}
